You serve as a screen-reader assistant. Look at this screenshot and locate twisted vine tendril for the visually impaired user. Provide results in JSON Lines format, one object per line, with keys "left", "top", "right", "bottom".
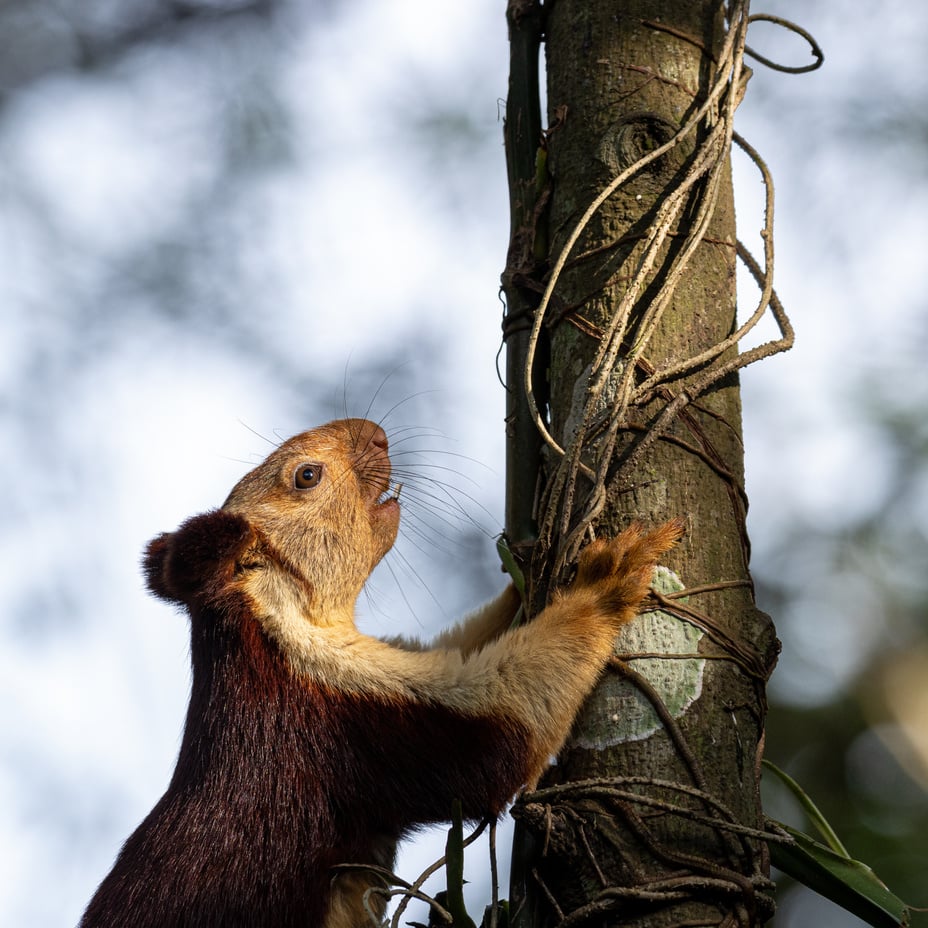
{"left": 525, "top": 2, "right": 819, "bottom": 583}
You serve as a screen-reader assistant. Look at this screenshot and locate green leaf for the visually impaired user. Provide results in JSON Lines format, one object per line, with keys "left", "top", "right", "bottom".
{"left": 762, "top": 760, "right": 912, "bottom": 927}
{"left": 482, "top": 899, "right": 509, "bottom": 928}
{"left": 496, "top": 535, "right": 526, "bottom": 599}
{"left": 445, "top": 800, "right": 477, "bottom": 928}
{"left": 762, "top": 758, "right": 849, "bottom": 856}
{"left": 770, "top": 824, "right": 909, "bottom": 928}
{"left": 496, "top": 535, "right": 527, "bottom": 628}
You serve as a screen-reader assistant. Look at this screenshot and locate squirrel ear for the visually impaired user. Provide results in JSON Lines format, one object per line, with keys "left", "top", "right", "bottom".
{"left": 143, "top": 510, "right": 256, "bottom": 605}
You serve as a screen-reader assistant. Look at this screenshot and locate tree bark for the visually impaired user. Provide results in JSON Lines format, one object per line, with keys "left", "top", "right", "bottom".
{"left": 503, "top": 2, "right": 780, "bottom": 926}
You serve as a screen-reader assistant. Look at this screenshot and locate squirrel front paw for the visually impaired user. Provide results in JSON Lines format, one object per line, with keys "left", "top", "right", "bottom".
{"left": 573, "top": 520, "right": 684, "bottom": 619}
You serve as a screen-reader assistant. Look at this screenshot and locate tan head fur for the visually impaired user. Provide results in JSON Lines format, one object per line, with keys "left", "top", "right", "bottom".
{"left": 221, "top": 418, "right": 400, "bottom": 624}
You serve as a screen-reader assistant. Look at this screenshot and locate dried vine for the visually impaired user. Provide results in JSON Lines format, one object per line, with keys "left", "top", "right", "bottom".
{"left": 333, "top": 819, "right": 495, "bottom": 927}
{"left": 513, "top": 774, "right": 783, "bottom": 928}
{"left": 521, "top": 0, "right": 818, "bottom": 585}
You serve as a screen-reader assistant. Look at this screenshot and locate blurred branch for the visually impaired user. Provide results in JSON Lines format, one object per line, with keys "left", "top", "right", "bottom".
{"left": 0, "top": 0, "right": 279, "bottom": 96}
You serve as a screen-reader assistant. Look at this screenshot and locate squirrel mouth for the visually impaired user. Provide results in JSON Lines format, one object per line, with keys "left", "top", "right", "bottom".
{"left": 377, "top": 482, "right": 402, "bottom": 507}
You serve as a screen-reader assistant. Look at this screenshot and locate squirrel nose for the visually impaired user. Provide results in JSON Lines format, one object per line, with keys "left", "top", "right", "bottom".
{"left": 344, "top": 419, "right": 388, "bottom": 454}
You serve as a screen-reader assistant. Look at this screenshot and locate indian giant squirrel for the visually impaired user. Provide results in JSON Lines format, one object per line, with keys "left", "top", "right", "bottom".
{"left": 79, "top": 417, "right": 682, "bottom": 928}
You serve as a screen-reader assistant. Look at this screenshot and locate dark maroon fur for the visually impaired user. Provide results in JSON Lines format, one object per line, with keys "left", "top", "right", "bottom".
{"left": 81, "top": 511, "right": 532, "bottom": 928}
{"left": 143, "top": 510, "right": 256, "bottom": 606}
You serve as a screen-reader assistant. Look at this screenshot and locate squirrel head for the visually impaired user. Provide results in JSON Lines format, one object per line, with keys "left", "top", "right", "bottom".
{"left": 144, "top": 419, "right": 401, "bottom": 622}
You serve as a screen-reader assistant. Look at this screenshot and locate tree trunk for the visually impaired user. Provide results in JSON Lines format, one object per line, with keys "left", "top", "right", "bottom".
{"left": 502, "top": 1, "right": 781, "bottom": 926}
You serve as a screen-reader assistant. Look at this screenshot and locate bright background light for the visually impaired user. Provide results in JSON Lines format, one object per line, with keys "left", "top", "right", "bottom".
{"left": 2, "top": 2, "right": 926, "bottom": 925}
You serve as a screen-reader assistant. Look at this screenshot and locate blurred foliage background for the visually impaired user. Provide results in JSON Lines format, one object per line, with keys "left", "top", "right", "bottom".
{"left": 1, "top": 1, "right": 925, "bottom": 926}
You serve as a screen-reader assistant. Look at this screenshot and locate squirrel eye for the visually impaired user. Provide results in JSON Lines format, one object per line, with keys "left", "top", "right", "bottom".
{"left": 294, "top": 463, "right": 324, "bottom": 490}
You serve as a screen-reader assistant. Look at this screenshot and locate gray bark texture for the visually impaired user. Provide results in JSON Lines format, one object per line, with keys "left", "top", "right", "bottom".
{"left": 502, "top": 2, "right": 780, "bottom": 926}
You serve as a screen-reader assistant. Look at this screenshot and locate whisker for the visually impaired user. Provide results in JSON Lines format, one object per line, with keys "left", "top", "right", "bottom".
{"left": 398, "top": 513, "right": 462, "bottom": 559}
{"left": 236, "top": 420, "right": 281, "bottom": 449}
{"left": 372, "top": 391, "right": 440, "bottom": 431}
{"left": 393, "top": 475, "right": 498, "bottom": 531}
{"left": 368, "top": 542, "right": 445, "bottom": 627}
{"left": 397, "top": 490, "right": 483, "bottom": 537}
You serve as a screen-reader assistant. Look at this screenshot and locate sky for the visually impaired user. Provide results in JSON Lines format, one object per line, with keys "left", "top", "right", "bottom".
{"left": 1, "top": 1, "right": 926, "bottom": 926}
